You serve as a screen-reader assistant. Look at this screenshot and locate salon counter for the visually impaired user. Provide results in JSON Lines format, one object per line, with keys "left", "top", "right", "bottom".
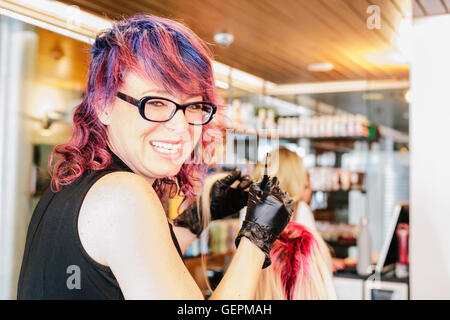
{"left": 333, "top": 269, "right": 409, "bottom": 300}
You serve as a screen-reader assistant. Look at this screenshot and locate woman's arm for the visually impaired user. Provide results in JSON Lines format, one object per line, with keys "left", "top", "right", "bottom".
{"left": 171, "top": 225, "right": 196, "bottom": 255}
{"left": 171, "top": 225, "right": 265, "bottom": 299}
{"left": 209, "top": 237, "right": 264, "bottom": 300}
{"left": 80, "top": 171, "right": 203, "bottom": 299}
{"left": 79, "top": 171, "right": 264, "bottom": 300}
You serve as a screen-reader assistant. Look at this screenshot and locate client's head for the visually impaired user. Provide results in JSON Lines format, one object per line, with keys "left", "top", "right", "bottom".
{"left": 253, "top": 146, "right": 308, "bottom": 203}
{"left": 255, "top": 221, "right": 337, "bottom": 300}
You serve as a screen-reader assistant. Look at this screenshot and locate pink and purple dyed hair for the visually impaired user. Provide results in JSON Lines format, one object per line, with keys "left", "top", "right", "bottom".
{"left": 270, "top": 222, "right": 318, "bottom": 300}
{"left": 49, "top": 14, "right": 222, "bottom": 205}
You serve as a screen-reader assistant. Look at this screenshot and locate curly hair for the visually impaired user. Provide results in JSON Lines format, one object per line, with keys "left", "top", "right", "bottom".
{"left": 48, "top": 14, "right": 223, "bottom": 206}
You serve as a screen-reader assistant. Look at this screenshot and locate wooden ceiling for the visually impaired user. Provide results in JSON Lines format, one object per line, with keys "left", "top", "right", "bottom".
{"left": 413, "top": 0, "right": 450, "bottom": 17}
{"left": 60, "top": 0, "right": 411, "bottom": 85}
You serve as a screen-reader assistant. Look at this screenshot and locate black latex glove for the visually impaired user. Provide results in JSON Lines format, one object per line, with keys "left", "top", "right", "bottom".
{"left": 209, "top": 169, "right": 252, "bottom": 220}
{"left": 172, "top": 200, "right": 203, "bottom": 237}
{"left": 173, "top": 170, "right": 252, "bottom": 237}
{"left": 235, "top": 176, "right": 295, "bottom": 268}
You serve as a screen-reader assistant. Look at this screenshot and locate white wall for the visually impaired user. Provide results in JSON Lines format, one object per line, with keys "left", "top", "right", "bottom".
{"left": 0, "top": 16, "right": 37, "bottom": 300}
{"left": 410, "top": 14, "right": 450, "bottom": 299}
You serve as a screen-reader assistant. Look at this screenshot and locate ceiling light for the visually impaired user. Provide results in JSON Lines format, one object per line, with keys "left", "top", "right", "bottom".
{"left": 212, "top": 61, "right": 276, "bottom": 92}
{"left": 214, "top": 32, "right": 234, "bottom": 47}
{"left": 215, "top": 80, "right": 229, "bottom": 89}
{"left": 307, "top": 62, "right": 334, "bottom": 72}
{"left": 363, "top": 48, "right": 409, "bottom": 66}
{"left": 404, "top": 90, "right": 412, "bottom": 104}
{"left": 364, "top": 17, "right": 413, "bottom": 66}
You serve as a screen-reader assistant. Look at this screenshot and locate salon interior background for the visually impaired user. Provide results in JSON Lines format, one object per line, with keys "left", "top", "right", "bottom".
{"left": 0, "top": 0, "right": 450, "bottom": 299}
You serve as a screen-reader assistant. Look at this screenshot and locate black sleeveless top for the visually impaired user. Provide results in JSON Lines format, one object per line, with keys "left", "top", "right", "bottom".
{"left": 17, "top": 148, "right": 183, "bottom": 300}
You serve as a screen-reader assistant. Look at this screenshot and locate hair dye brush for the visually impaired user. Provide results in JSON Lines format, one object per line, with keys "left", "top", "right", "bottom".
{"left": 260, "top": 152, "right": 270, "bottom": 189}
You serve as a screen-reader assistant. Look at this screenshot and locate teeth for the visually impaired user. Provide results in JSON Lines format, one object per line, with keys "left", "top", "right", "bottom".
{"left": 155, "top": 147, "right": 177, "bottom": 154}
{"left": 151, "top": 141, "right": 182, "bottom": 154}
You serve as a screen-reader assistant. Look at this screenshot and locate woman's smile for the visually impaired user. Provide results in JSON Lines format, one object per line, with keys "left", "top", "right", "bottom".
{"left": 149, "top": 139, "right": 186, "bottom": 162}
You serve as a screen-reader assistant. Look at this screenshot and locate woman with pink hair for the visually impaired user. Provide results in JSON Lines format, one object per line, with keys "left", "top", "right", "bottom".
{"left": 17, "top": 14, "right": 294, "bottom": 299}
{"left": 255, "top": 222, "right": 337, "bottom": 300}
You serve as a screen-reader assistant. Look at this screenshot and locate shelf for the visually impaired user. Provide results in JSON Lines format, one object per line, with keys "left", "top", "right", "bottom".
{"left": 308, "top": 136, "right": 370, "bottom": 142}
{"left": 312, "top": 188, "right": 365, "bottom": 193}
{"left": 312, "top": 140, "right": 355, "bottom": 153}
{"left": 225, "top": 128, "right": 371, "bottom": 155}
{"left": 334, "top": 269, "right": 409, "bottom": 284}
{"left": 325, "top": 239, "right": 357, "bottom": 247}
{"left": 313, "top": 209, "right": 335, "bottom": 221}
{"left": 225, "top": 127, "right": 369, "bottom": 142}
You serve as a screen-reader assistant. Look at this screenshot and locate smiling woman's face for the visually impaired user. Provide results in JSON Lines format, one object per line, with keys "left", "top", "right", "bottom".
{"left": 99, "top": 71, "right": 203, "bottom": 183}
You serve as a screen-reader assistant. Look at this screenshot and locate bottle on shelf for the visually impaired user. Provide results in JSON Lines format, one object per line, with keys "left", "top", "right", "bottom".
{"left": 395, "top": 223, "right": 409, "bottom": 279}
{"left": 256, "top": 108, "right": 266, "bottom": 131}
{"left": 278, "top": 117, "right": 286, "bottom": 136}
{"left": 265, "top": 109, "right": 276, "bottom": 131}
{"left": 240, "top": 102, "right": 255, "bottom": 130}
{"left": 298, "top": 117, "right": 304, "bottom": 138}
{"left": 356, "top": 216, "right": 372, "bottom": 276}
{"left": 274, "top": 114, "right": 370, "bottom": 139}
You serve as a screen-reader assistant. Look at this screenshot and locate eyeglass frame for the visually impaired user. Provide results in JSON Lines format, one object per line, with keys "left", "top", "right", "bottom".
{"left": 116, "top": 91, "right": 217, "bottom": 125}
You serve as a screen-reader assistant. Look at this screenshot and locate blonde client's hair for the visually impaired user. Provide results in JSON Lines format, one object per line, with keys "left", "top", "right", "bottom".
{"left": 255, "top": 221, "right": 337, "bottom": 300}
{"left": 253, "top": 146, "right": 307, "bottom": 203}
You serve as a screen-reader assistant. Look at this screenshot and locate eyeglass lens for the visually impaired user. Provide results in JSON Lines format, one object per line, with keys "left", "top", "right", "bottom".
{"left": 144, "top": 99, "right": 212, "bottom": 124}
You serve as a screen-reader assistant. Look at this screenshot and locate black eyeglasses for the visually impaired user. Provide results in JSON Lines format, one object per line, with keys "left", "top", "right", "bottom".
{"left": 116, "top": 92, "right": 216, "bottom": 125}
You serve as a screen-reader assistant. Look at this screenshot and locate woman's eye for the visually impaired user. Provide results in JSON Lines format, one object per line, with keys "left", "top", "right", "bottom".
{"left": 148, "top": 100, "right": 167, "bottom": 107}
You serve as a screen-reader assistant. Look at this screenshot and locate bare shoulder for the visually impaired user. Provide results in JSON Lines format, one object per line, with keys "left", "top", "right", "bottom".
{"left": 87, "top": 171, "right": 159, "bottom": 203}
{"left": 81, "top": 171, "right": 163, "bottom": 219}
{"left": 78, "top": 171, "right": 165, "bottom": 265}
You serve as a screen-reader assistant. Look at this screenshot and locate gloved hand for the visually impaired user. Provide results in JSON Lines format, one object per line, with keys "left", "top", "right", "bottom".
{"left": 209, "top": 169, "right": 252, "bottom": 220}
{"left": 172, "top": 199, "right": 203, "bottom": 237}
{"left": 235, "top": 176, "right": 295, "bottom": 268}
{"left": 173, "top": 169, "right": 252, "bottom": 237}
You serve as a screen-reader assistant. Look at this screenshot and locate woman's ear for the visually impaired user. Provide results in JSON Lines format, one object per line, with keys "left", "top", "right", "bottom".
{"left": 97, "top": 106, "right": 112, "bottom": 126}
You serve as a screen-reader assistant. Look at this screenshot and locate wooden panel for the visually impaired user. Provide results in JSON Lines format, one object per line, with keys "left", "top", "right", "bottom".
{"left": 59, "top": 0, "right": 410, "bottom": 84}
{"left": 418, "top": 0, "right": 447, "bottom": 15}
{"left": 413, "top": 0, "right": 425, "bottom": 16}
{"left": 444, "top": 0, "right": 450, "bottom": 13}
{"left": 414, "top": 0, "right": 450, "bottom": 16}
{"left": 310, "top": 0, "right": 393, "bottom": 78}
{"left": 368, "top": 0, "right": 406, "bottom": 37}
{"left": 345, "top": 0, "right": 396, "bottom": 44}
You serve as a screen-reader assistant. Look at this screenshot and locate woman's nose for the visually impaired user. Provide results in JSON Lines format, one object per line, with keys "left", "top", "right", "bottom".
{"left": 166, "top": 109, "right": 189, "bottom": 131}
